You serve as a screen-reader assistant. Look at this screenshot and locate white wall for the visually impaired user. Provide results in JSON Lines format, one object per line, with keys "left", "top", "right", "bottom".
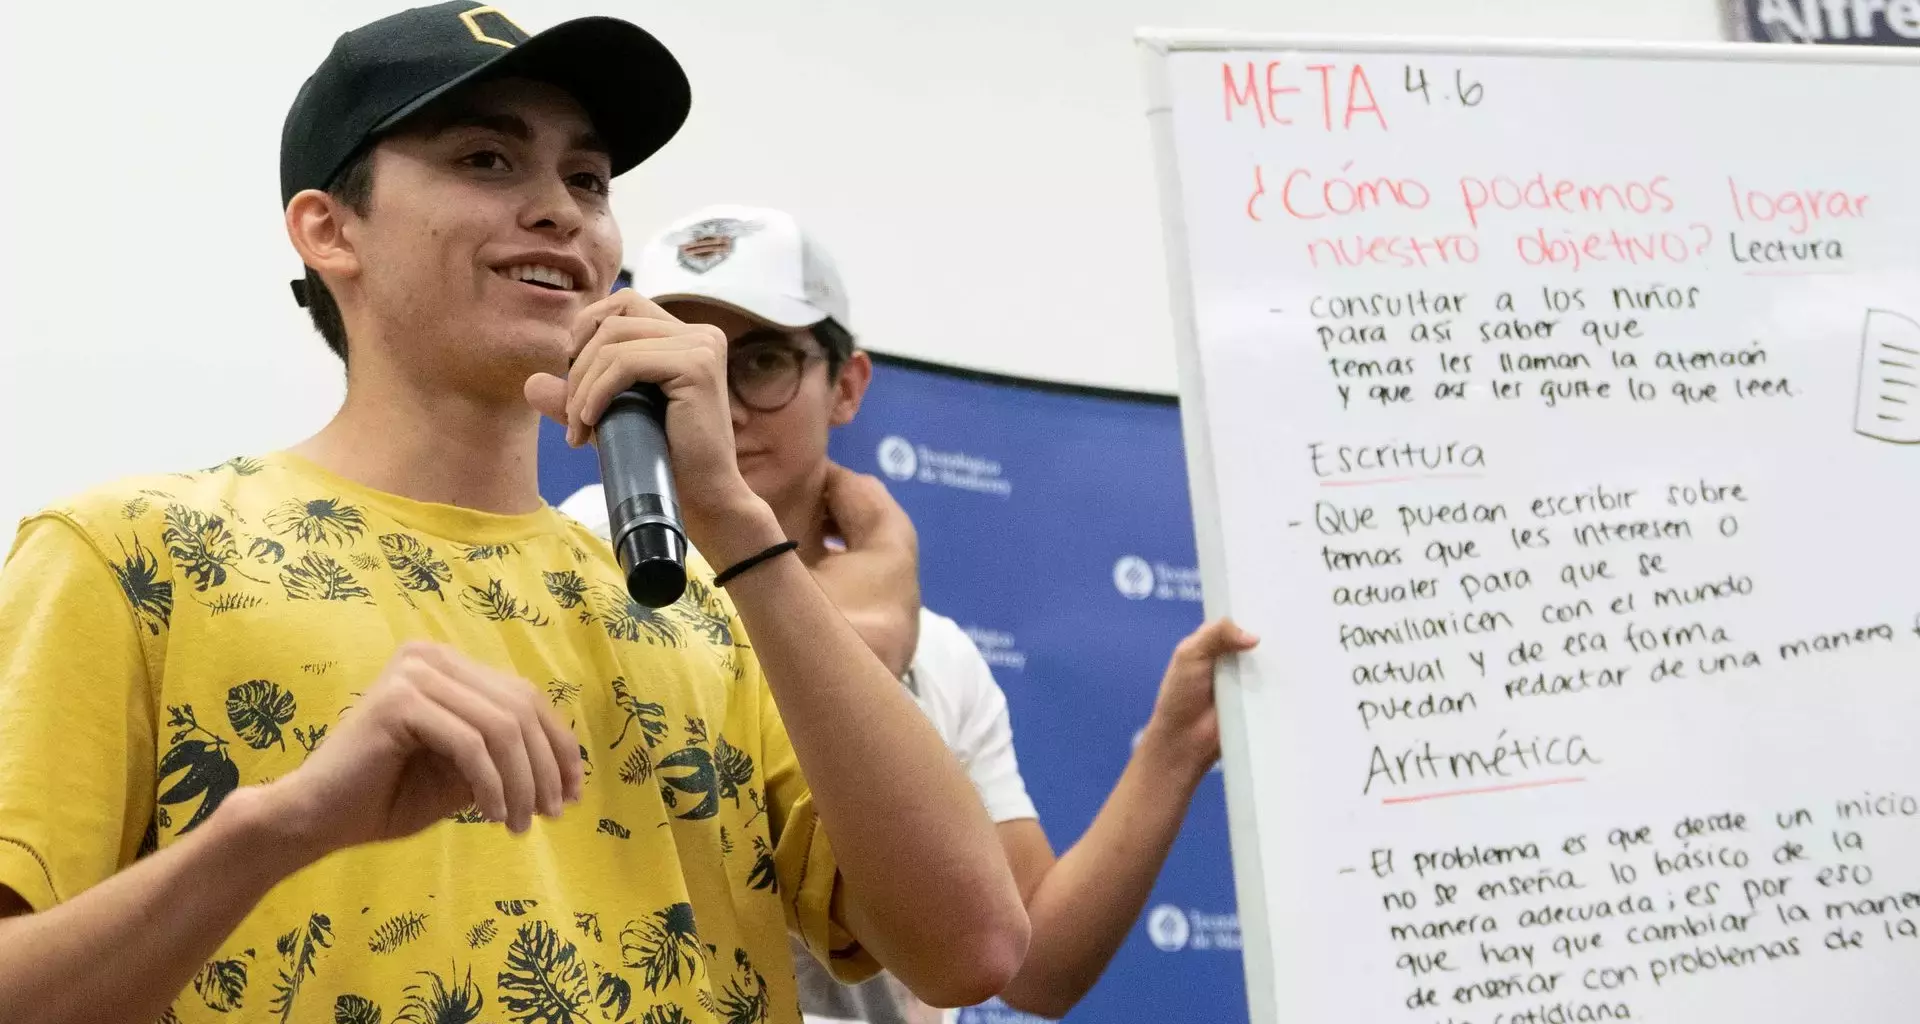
{"left": 0, "top": 1, "right": 1724, "bottom": 543}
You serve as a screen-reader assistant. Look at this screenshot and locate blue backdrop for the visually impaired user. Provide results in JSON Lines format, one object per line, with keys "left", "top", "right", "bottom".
{"left": 536, "top": 353, "right": 1248, "bottom": 1024}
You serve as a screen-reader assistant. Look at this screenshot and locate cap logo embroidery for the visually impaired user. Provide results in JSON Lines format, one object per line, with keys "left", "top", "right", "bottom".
{"left": 459, "top": 5, "right": 526, "bottom": 48}
{"left": 672, "top": 219, "right": 761, "bottom": 274}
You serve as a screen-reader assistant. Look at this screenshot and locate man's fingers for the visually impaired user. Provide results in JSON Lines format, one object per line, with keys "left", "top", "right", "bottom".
{"left": 1177, "top": 618, "right": 1261, "bottom": 663}
{"left": 569, "top": 289, "right": 682, "bottom": 349}
{"left": 535, "top": 701, "right": 587, "bottom": 804}
{"left": 399, "top": 694, "right": 510, "bottom": 824}
{"left": 574, "top": 345, "right": 712, "bottom": 436}
{"left": 426, "top": 650, "right": 574, "bottom": 821}
{"left": 822, "top": 465, "right": 911, "bottom": 549}
{"left": 525, "top": 373, "right": 569, "bottom": 430}
{"left": 414, "top": 670, "right": 539, "bottom": 833}
{"left": 565, "top": 323, "right": 717, "bottom": 445}
{"left": 516, "top": 709, "right": 566, "bottom": 819}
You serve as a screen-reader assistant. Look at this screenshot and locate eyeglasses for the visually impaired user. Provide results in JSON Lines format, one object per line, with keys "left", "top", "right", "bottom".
{"left": 728, "top": 331, "right": 825, "bottom": 413}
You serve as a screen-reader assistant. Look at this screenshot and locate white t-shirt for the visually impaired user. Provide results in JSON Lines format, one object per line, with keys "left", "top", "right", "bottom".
{"left": 901, "top": 607, "right": 1038, "bottom": 824}
{"left": 558, "top": 484, "right": 1039, "bottom": 1023}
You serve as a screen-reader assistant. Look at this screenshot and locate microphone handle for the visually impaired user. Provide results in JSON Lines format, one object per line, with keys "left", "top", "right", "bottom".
{"left": 596, "top": 383, "right": 688, "bottom": 607}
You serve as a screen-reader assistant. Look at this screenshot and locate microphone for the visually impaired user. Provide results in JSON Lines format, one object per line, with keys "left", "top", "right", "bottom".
{"left": 595, "top": 383, "right": 688, "bottom": 608}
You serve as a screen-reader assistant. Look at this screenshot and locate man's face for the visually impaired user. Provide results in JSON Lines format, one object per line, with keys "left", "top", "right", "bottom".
{"left": 663, "top": 301, "right": 868, "bottom": 514}
{"left": 347, "top": 77, "right": 621, "bottom": 395}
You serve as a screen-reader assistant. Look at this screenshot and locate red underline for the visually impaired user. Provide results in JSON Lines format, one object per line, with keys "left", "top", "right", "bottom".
{"left": 1321, "top": 473, "right": 1485, "bottom": 488}
{"left": 1382, "top": 777, "right": 1587, "bottom": 805}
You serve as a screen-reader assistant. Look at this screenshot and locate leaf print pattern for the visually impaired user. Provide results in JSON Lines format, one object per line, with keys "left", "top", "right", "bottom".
{"left": 247, "top": 536, "right": 287, "bottom": 565}
{"left": 122, "top": 497, "right": 151, "bottom": 520}
{"left": 450, "top": 805, "right": 491, "bottom": 825}
{"left": 545, "top": 679, "right": 582, "bottom": 706}
{"left": 498, "top": 921, "right": 591, "bottom": 1024}
{"left": 294, "top": 724, "right": 328, "bottom": 754}
{"left": 620, "top": 903, "right": 703, "bottom": 993}
{"left": 608, "top": 678, "right": 668, "bottom": 750}
{"left": 226, "top": 680, "right": 297, "bottom": 750}
{"left": 670, "top": 577, "right": 734, "bottom": 647}
{"left": 455, "top": 542, "right": 519, "bottom": 561}
{"left": 685, "top": 717, "right": 708, "bottom": 745}
{"left": 200, "top": 592, "right": 265, "bottom": 616}
{"left": 265, "top": 497, "right": 367, "bottom": 546}
{"left": 543, "top": 570, "right": 589, "bottom": 609}
{"left": 461, "top": 578, "right": 551, "bottom": 626}
{"left": 208, "top": 455, "right": 267, "bottom": 476}
{"left": 747, "top": 837, "right": 778, "bottom": 893}
{"left": 574, "top": 913, "right": 602, "bottom": 944}
{"left": 597, "top": 818, "right": 631, "bottom": 840}
{"left": 163, "top": 504, "right": 263, "bottom": 591}
{"left": 369, "top": 912, "right": 429, "bottom": 954}
{"left": 595, "top": 970, "right": 633, "bottom": 1022}
{"left": 586, "top": 584, "right": 684, "bottom": 647}
{"left": 268, "top": 913, "right": 334, "bottom": 1024}
{"left": 712, "top": 737, "right": 754, "bottom": 807}
{"left": 158, "top": 706, "right": 237, "bottom": 833}
{"left": 114, "top": 535, "right": 173, "bottom": 635}
{"left": 719, "top": 827, "right": 734, "bottom": 856}
{"left": 658, "top": 746, "right": 720, "bottom": 821}
{"left": 396, "top": 964, "right": 485, "bottom": 1024}
{"left": 350, "top": 552, "right": 385, "bottom": 573}
{"left": 381, "top": 534, "right": 453, "bottom": 600}
{"left": 639, "top": 1007, "right": 691, "bottom": 1024}
{"left": 193, "top": 956, "right": 249, "bottom": 1012}
{"left": 335, "top": 994, "right": 384, "bottom": 1024}
{"left": 282, "top": 552, "right": 373, "bottom": 603}
{"left": 617, "top": 746, "right": 654, "bottom": 787}
{"left": 496, "top": 900, "right": 540, "bottom": 917}
{"left": 467, "top": 919, "right": 500, "bottom": 948}
{"left": 718, "top": 950, "right": 770, "bottom": 1024}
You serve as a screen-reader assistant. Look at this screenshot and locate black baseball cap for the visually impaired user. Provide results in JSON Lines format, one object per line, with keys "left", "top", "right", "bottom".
{"left": 281, "top": 2, "right": 690, "bottom": 301}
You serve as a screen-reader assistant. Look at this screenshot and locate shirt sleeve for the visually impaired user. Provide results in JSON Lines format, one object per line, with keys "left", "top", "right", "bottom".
{"left": 752, "top": 650, "right": 883, "bottom": 986}
{"left": 0, "top": 514, "right": 157, "bottom": 912}
{"left": 935, "top": 623, "right": 1038, "bottom": 825}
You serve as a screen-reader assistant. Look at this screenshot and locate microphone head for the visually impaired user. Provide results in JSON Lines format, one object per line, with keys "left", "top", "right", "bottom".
{"left": 616, "top": 521, "right": 687, "bottom": 607}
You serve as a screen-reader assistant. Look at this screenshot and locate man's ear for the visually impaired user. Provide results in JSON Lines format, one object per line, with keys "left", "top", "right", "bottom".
{"left": 829, "top": 350, "right": 873, "bottom": 427}
{"left": 284, "top": 188, "right": 362, "bottom": 288}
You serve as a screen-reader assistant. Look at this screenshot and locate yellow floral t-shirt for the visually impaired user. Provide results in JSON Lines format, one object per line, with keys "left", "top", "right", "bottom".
{"left": 0, "top": 451, "right": 878, "bottom": 1024}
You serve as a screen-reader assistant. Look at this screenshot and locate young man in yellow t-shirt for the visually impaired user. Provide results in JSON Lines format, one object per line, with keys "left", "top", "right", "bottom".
{"left": 0, "top": 5, "right": 1028, "bottom": 1024}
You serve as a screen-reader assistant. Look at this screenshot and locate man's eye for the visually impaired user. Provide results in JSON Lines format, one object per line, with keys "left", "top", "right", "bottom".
{"left": 461, "top": 150, "right": 510, "bottom": 172}
{"left": 568, "top": 171, "right": 611, "bottom": 196}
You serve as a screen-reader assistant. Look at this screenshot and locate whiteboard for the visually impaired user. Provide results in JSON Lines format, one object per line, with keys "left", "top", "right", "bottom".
{"left": 1139, "top": 32, "right": 1920, "bottom": 1024}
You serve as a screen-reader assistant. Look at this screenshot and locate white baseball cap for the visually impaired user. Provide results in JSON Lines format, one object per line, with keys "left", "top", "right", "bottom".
{"left": 632, "top": 204, "right": 851, "bottom": 331}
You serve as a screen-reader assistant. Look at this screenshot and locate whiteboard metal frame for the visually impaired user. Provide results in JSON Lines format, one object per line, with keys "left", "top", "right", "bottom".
{"left": 1134, "top": 30, "right": 1920, "bottom": 1024}
{"left": 1136, "top": 30, "right": 1920, "bottom": 63}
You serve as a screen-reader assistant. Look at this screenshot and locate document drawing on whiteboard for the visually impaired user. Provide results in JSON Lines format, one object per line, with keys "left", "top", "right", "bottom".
{"left": 1854, "top": 309, "right": 1920, "bottom": 443}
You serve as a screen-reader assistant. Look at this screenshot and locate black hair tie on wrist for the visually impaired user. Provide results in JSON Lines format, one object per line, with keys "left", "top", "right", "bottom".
{"left": 713, "top": 540, "right": 799, "bottom": 588}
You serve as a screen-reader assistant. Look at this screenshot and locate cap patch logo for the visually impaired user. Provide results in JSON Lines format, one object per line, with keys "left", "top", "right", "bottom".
{"left": 672, "top": 218, "right": 761, "bottom": 274}
{"left": 459, "top": 5, "right": 527, "bottom": 48}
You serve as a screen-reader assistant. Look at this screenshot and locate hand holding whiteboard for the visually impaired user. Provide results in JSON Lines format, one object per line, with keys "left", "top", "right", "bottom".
{"left": 1140, "top": 32, "right": 1920, "bottom": 1024}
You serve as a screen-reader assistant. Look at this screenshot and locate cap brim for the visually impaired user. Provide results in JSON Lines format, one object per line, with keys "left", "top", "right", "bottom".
{"left": 373, "top": 16, "right": 690, "bottom": 180}
{"left": 646, "top": 285, "right": 828, "bottom": 331}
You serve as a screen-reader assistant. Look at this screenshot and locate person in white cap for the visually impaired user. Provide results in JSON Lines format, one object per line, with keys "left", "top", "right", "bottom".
{"left": 565, "top": 205, "right": 1260, "bottom": 1023}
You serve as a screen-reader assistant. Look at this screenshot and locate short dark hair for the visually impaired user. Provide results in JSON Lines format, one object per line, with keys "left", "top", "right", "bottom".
{"left": 813, "top": 317, "right": 856, "bottom": 379}
{"left": 301, "top": 148, "right": 377, "bottom": 364}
